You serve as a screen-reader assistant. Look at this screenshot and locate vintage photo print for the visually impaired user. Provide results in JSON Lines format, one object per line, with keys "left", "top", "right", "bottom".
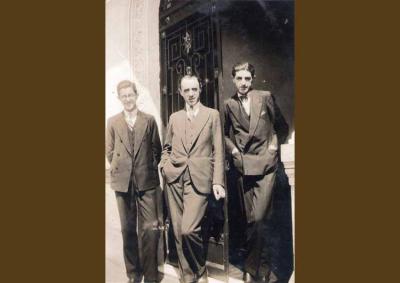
{"left": 106, "top": 1, "right": 294, "bottom": 282}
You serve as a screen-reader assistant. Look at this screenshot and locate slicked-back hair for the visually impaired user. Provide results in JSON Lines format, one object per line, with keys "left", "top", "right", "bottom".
{"left": 232, "top": 62, "right": 256, "bottom": 78}
{"left": 178, "top": 74, "right": 202, "bottom": 90}
{"left": 116, "top": 80, "right": 138, "bottom": 96}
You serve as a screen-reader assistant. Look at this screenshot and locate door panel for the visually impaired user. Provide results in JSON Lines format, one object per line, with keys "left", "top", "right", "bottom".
{"left": 160, "top": 13, "right": 218, "bottom": 128}
{"left": 159, "top": 1, "right": 227, "bottom": 276}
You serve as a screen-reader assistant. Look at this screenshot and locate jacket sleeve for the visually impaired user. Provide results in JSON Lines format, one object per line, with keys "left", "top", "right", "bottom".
{"left": 223, "top": 102, "right": 237, "bottom": 155}
{"left": 269, "top": 94, "right": 289, "bottom": 144}
{"left": 212, "top": 111, "right": 226, "bottom": 187}
{"left": 150, "top": 117, "right": 162, "bottom": 166}
{"left": 106, "top": 119, "right": 115, "bottom": 164}
{"left": 160, "top": 115, "right": 173, "bottom": 171}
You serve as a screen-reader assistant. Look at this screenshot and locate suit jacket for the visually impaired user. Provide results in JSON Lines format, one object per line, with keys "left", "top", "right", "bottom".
{"left": 224, "top": 90, "right": 288, "bottom": 176}
{"left": 160, "top": 103, "right": 225, "bottom": 194}
{"left": 106, "top": 111, "right": 162, "bottom": 192}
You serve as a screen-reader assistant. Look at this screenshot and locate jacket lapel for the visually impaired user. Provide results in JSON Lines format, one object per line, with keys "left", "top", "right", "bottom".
{"left": 188, "top": 104, "right": 210, "bottom": 152}
{"left": 227, "top": 94, "right": 242, "bottom": 124}
{"left": 133, "top": 111, "right": 148, "bottom": 158}
{"left": 248, "top": 91, "right": 263, "bottom": 142}
{"left": 114, "top": 112, "right": 132, "bottom": 156}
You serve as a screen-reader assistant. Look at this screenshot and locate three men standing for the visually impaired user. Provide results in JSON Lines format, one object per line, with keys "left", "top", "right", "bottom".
{"left": 223, "top": 63, "right": 289, "bottom": 283}
{"left": 160, "top": 74, "right": 226, "bottom": 283}
{"left": 106, "top": 80, "right": 162, "bottom": 283}
{"left": 107, "top": 62, "right": 289, "bottom": 282}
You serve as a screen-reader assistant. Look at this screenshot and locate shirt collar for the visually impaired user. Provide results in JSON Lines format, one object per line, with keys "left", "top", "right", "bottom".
{"left": 185, "top": 102, "right": 201, "bottom": 117}
{"left": 123, "top": 108, "right": 138, "bottom": 120}
{"left": 238, "top": 92, "right": 250, "bottom": 100}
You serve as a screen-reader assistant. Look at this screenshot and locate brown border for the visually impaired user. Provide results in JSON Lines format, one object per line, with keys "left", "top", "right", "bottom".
{"left": 1, "top": 1, "right": 105, "bottom": 282}
{"left": 2, "top": 0, "right": 399, "bottom": 282}
{"left": 296, "top": 0, "right": 399, "bottom": 282}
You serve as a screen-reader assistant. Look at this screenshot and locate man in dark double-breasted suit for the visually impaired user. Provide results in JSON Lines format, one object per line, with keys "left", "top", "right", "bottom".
{"left": 223, "top": 63, "right": 289, "bottom": 283}
{"left": 106, "top": 80, "right": 162, "bottom": 283}
{"left": 160, "top": 74, "right": 225, "bottom": 283}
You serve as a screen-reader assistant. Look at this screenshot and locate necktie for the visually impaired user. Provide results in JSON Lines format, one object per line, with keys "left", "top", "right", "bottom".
{"left": 188, "top": 108, "right": 196, "bottom": 121}
{"left": 189, "top": 111, "right": 194, "bottom": 121}
{"left": 240, "top": 95, "right": 250, "bottom": 116}
{"left": 127, "top": 117, "right": 134, "bottom": 130}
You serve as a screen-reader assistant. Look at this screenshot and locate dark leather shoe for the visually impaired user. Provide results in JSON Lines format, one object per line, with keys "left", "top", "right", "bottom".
{"left": 243, "top": 272, "right": 262, "bottom": 283}
{"left": 197, "top": 271, "right": 208, "bottom": 283}
{"left": 243, "top": 272, "right": 252, "bottom": 283}
{"left": 265, "top": 270, "right": 282, "bottom": 283}
{"left": 128, "top": 274, "right": 143, "bottom": 283}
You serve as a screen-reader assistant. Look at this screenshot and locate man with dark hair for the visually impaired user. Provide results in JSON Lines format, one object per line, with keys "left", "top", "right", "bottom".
{"left": 224, "top": 63, "right": 289, "bottom": 283}
{"left": 160, "top": 74, "right": 225, "bottom": 283}
{"left": 106, "top": 80, "right": 162, "bottom": 283}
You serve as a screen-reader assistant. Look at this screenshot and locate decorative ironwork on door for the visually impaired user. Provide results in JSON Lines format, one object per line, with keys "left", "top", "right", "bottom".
{"left": 160, "top": 13, "right": 219, "bottom": 128}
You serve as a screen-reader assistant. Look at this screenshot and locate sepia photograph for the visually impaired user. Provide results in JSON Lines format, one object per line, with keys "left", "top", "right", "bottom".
{"left": 4, "top": 1, "right": 398, "bottom": 283}
{"left": 106, "top": 1, "right": 294, "bottom": 282}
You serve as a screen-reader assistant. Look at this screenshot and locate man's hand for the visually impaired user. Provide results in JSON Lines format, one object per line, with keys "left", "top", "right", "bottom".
{"left": 267, "top": 134, "right": 278, "bottom": 152}
{"left": 232, "top": 147, "right": 240, "bottom": 156}
{"left": 213, "top": 184, "right": 226, "bottom": 200}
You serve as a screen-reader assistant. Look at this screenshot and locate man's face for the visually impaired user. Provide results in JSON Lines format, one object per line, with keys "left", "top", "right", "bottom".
{"left": 233, "top": 69, "right": 253, "bottom": 95}
{"left": 179, "top": 77, "right": 200, "bottom": 107}
{"left": 118, "top": 87, "right": 138, "bottom": 112}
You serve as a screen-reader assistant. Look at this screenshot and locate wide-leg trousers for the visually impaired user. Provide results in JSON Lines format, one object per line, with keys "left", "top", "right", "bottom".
{"left": 165, "top": 169, "right": 208, "bottom": 283}
{"left": 115, "top": 179, "right": 161, "bottom": 282}
{"left": 239, "top": 170, "right": 280, "bottom": 282}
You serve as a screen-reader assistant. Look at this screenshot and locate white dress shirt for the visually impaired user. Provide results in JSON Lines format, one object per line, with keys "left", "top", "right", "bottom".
{"left": 185, "top": 102, "right": 200, "bottom": 121}
{"left": 124, "top": 109, "right": 138, "bottom": 130}
{"left": 238, "top": 93, "right": 251, "bottom": 116}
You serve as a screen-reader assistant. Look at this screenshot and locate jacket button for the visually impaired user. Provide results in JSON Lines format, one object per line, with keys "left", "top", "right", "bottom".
{"left": 117, "top": 153, "right": 120, "bottom": 156}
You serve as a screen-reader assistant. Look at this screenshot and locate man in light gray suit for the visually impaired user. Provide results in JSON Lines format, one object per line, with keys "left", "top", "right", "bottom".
{"left": 160, "top": 74, "right": 226, "bottom": 283}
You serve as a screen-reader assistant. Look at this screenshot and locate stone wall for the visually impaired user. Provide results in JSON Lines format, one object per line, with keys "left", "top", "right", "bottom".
{"left": 106, "top": 0, "right": 161, "bottom": 168}
{"left": 106, "top": 1, "right": 161, "bottom": 282}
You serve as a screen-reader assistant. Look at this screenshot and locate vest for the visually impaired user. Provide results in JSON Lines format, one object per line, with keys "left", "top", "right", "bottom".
{"left": 127, "top": 124, "right": 137, "bottom": 187}
{"left": 184, "top": 115, "right": 196, "bottom": 149}
{"left": 236, "top": 99, "right": 251, "bottom": 151}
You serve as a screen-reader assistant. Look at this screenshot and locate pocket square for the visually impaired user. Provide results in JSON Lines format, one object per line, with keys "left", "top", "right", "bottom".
{"left": 261, "top": 110, "right": 267, "bottom": 116}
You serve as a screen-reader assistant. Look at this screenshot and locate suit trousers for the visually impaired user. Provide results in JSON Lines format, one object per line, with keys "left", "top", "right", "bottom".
{"left": 239, "top": 171, "right": 279, "bottom": 282}
{"left": 115, "top": 178, "right": 161, "bottom": 282}
{"left": 166, "top": 168, "right": 208, "bottom": 283}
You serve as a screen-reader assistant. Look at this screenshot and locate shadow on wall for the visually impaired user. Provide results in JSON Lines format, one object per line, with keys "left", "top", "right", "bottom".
{"left": 218, "top": 0, "right": 295, "bottom": 135}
